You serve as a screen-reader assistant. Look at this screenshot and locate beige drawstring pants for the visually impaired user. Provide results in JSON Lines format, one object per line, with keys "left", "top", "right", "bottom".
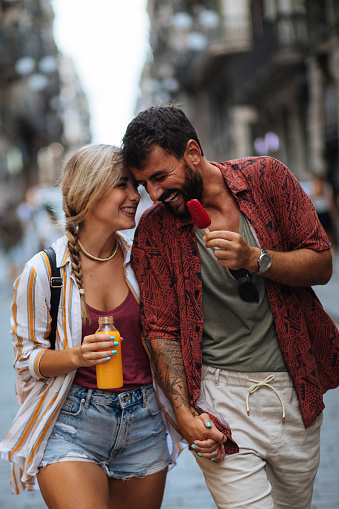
{"left": 195, "top": 366, "right": 323, "bottom": 509}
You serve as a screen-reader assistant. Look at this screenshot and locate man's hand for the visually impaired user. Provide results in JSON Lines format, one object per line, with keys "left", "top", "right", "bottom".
{"left": 203, "top": 231, "right": 332, "bottom": 286}
{"left": 203, "top": 230, "right": 258, "bottom": 272}
{"left": 150, "top": 338, "right": 227, "bottom": 462}
{"left": 177, "top": 411, "right": 227, "bottom": 463}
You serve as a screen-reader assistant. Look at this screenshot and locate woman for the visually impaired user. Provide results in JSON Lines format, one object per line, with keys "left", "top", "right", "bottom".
{"left": 0, "top": 144, "right": 171, "bottom": 509}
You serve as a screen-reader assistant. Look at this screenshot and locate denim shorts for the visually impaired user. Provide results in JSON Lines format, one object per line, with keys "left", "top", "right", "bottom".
{"left": 40, "top": 383, "right": 171, "bottom": 479}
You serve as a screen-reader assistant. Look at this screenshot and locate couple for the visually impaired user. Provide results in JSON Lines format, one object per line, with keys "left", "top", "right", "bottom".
{"left": 1, "top": 105, "right": 339, "bottom": 509}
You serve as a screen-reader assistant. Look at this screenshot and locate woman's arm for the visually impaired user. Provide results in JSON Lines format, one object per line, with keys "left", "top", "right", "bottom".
{"left": 38, "top": 333, "right": 118, "bottom": 377}
{"left": 11, "top": 256, "right": 118, "bottom": 380}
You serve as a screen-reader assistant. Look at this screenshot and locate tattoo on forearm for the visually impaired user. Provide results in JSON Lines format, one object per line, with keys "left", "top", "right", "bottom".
{"left": 151, "top": 339, "right": 190, "bottom": 412}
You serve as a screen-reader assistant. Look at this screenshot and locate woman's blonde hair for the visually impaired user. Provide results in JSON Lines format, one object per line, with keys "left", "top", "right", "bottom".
{"left": 61, "top": 144, "right": 124, "bottom": 323}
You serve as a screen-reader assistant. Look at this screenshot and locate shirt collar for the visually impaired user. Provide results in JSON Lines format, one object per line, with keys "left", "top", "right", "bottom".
{"left": 210, "top": 161, "right": 249, "bottom": 194}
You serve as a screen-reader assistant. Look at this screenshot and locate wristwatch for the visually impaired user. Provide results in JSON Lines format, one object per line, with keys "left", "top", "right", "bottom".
{"left": 257, "top": 248, "right": 272, "bottom": 275}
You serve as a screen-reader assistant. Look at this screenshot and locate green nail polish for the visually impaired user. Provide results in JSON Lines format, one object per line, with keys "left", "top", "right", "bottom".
{"left": 197, "top": 453, "right": 202, "bottom": 457}
{"left": 194, "top": 441, "right": 198, "bottom": 445}
{"left": 113, "top": 341, "right": 119, "bottom": 346}
{"left": 211, "top": 458, "right": 216, "bottom": 461}
{"left": 112, "top": 350, "right": 117, "bottom": 355}
{"left": 206, "top": 421, "right": 212, "bottom": 428}
{"left": 191, "top": 445, "right": 196, "bottom": 450}
{"left": 106, "top": 356, "right": 111, "bottom": 361}
{"left": 110, "top": 336, "right": 115, "bottom": 340}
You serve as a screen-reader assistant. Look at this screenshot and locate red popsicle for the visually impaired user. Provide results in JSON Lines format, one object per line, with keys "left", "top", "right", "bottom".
{"left": 187, "top": 199, "right": 211, "bottom": 232}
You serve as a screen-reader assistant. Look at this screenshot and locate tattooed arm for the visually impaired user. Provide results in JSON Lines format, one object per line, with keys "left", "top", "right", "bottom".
{"left": 151, "top": 338, "right": 226, "bottom": 460}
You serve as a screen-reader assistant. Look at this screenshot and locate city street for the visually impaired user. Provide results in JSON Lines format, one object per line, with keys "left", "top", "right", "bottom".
{"left": 0, "top": 255, "right": 338, "bottom": 509}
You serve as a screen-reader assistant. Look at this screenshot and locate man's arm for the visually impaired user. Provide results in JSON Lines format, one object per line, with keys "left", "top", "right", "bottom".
{"left": 206, "top": 157, "right": 333, "bottom": 286}
{"left": 132, "top": 212, "right": 226, "bottom": 459}
{"left": 249, "top": 247, "right": 332, "bottom": 286}
{"left": 150, "top": 337, "right": 226, "bottom": 457}
{"left": 205, "top": 231, "right": 332, "bottom": 286}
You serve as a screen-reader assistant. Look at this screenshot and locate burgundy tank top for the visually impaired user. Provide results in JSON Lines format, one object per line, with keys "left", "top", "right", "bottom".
{"left": 73, "top": 290, "right": 152, "bottom": 392}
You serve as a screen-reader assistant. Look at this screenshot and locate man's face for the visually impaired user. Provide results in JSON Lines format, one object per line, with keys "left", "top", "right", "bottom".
{"left": 131, "top": 145, "right": 203, "bottom": 217}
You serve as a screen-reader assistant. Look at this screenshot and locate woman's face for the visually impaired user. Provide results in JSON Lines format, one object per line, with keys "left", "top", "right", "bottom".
{"left": 87, "top": 169, "right": 140, "bottom": 231}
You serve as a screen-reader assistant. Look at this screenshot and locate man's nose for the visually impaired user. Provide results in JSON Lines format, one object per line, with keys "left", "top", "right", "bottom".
{"left": 147, "top": 182, "right": 163, "bottom": 202}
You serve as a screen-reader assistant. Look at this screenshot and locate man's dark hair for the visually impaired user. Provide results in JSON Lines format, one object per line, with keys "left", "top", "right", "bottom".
{"left": 122, "top": 105, "right": 204, "bottom": 170}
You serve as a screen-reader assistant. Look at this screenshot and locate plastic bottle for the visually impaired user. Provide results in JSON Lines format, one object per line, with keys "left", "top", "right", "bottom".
{"left": 95, "top": 316, "right": 123, "bottom": 389}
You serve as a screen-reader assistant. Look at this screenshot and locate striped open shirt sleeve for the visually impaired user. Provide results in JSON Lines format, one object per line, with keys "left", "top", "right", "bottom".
{"left": 11, "top": 252, "right": 53, "bottom": 381}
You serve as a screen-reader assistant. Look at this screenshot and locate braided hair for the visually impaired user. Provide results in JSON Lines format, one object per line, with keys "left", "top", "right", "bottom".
{"left": 61, "top": 144, "right": 124, "bottom": 323}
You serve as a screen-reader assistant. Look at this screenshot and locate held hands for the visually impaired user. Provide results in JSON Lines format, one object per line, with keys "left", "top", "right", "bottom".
{"left": 203, "top": 230, "right": 260, "bottom": 273}
{"left": 178, "top": 411, "right": 227, "bottom": 463}
{"left": 76, "top": 334, "right": 120, "bottom": 368}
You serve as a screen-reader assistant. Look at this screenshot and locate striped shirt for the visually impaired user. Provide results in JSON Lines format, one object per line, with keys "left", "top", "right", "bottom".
{"left": 0, "top": 232, "right": 141, "bottom": 494}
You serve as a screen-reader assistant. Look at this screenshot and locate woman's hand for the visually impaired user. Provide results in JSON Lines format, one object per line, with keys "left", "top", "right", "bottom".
{"left": 176, "top": 410, "right": 227, "bottom": 463}
{"left": 39, "top": 334, "right": 122, "bottom": 378}
{"left": 190, "top": 439, "right": 225, "bottom": 463}
{"left": 188, "top": 413, "right": 226, "bottom": 463}
{"left": 76, "top": 334, "right": 119, "bottom": 367}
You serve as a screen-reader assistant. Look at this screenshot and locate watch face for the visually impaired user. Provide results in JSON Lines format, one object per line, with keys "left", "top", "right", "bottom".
{"left": 261, "top": 254, "right": 271, "bottom": 269}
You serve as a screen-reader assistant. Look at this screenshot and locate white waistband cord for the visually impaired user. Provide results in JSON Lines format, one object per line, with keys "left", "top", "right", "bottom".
{"left": 246, "top": 375, "right": 286, "bottom": 423}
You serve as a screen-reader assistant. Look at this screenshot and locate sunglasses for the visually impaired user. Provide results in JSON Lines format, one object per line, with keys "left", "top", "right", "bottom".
{"left": 229, "top": 268, "right": 259, "bottom": 303}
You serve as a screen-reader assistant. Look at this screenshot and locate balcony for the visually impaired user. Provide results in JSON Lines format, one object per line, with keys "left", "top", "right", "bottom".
{"left": 175, "top": 13, "right": 252, "bottom": 88}
{"left": 227, "top": 13, "right": 309, "bottom": 103}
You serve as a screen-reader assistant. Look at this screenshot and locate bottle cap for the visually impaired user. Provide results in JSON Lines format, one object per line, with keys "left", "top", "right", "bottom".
{"left": 98, "top": 316, "right": 114, "bottom": 324}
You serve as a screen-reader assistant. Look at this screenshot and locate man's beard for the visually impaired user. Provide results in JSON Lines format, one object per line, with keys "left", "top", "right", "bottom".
{"left": 162, "top": 161, "right": 204, "bottom": 218}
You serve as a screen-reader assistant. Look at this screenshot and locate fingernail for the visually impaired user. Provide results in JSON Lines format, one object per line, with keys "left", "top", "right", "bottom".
{"left": 110, "top": 336, "right": 115, "bottom": 340}
{"left": 197, "top": 453, "right": 202, "bottom": 457}
{"left": 205, "top": 421, "right": 212, "bottom": 428}
{"left": 106, "top": 357, "right": 111, "bottom": 361}
{"left": 211, "top": 458, "right": 216, "bottom": 461}
{"left": 112, "top": 350, "right": 117, "bottom": 355}
{"left": 113, "top": 341, "right": 119, "bottom": 346}
{"left": 194, "top": 441, "right": 198, "bottom": 445}
{"left": 191, "top": 445, "right": 196, "bottom": 450}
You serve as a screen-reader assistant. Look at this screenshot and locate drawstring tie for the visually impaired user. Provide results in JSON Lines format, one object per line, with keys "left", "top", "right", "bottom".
{"left": 246, "top": 375, "right": 286, "bottom": 423}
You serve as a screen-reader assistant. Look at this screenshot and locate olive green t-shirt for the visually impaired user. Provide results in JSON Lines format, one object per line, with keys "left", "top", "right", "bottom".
{"left": 195, "top": 212, "right": 287, "bottom": 372}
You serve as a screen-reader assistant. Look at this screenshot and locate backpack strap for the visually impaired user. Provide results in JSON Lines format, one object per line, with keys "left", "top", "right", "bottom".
{"left": 44, "top": 247, "right": 62, "bottom": 350}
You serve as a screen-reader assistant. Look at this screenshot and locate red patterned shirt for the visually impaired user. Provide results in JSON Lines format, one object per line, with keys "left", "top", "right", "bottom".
{"left": 131, "top": 156, "right": 338, "bottom": 454}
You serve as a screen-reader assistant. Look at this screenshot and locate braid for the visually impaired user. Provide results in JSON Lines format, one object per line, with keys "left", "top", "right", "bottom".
{"left": 66, "top": 221, "right": 90, "bottom": 324}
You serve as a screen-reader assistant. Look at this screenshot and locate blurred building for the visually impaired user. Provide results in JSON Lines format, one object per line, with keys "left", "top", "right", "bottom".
{"left": 139, "top": 0, "right": 339, "bottom": 191}
{"left": 0, "top": 0, "right": 91, "bottom": 210}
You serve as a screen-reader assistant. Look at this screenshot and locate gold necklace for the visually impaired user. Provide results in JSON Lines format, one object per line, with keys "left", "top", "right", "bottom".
{"left": 78, "top": 239, "right": 118, "bottom": 262}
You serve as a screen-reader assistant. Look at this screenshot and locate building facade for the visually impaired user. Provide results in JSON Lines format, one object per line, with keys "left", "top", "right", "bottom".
{"left": 0, "top": 0, "right": 91, "bottom": 211}
{"left": 139, "top": 0, "right": 339, "bottom": 196}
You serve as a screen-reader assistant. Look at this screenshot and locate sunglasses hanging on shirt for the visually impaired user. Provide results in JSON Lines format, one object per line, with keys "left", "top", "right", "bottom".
{"left": 228, "top": 268, "right": 259, "bottom": 303}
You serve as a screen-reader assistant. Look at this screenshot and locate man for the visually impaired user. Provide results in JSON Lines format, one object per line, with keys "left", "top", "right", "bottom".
{"left": 122, "top": 105, "right": 339, "bottom": 509}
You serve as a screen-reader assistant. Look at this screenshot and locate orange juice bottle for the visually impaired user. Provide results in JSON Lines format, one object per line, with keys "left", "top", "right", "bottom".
{"left": 96, "top": 316, "right": 123, "bottom": 389}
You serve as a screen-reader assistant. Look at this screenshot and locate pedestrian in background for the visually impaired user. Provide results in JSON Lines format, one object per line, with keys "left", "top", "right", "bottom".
{"left": 0, "top": 144, "right": 172, "bottom": 509}
{"left": 304, "top": 174, "right": 337, "bottom": 248}
{"left": 122, "top": 105, "right": 339, "bottom": 509}
{"left": 0, "top": 203, "right": 24, "bottom": 284}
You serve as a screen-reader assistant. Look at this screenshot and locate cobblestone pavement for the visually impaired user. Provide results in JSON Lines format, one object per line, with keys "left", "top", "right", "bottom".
{"left": 0, "top": 254, "right": 338, "bottom": 508}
